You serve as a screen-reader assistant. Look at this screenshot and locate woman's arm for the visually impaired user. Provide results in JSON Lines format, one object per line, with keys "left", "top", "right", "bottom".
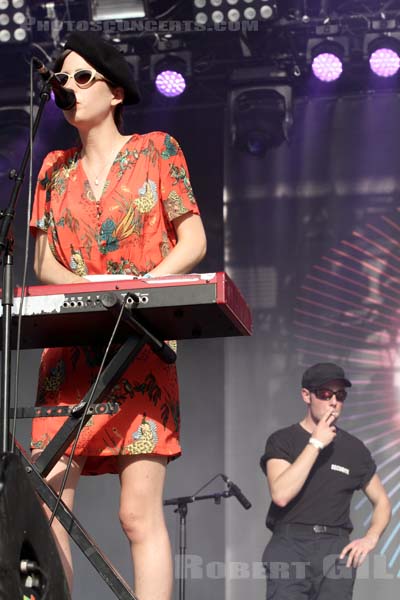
{"left": 33, "top": 230, "right": 87, "bottom": 285}
{"left": 148, "top": 212, "right": 207, "bottom": 277}
{"left": 34, "top": 210, "right": 206, "bottom": 284}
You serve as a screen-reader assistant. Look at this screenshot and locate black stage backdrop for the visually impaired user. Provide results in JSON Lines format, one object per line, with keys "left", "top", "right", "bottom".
{"left": 2, "top": 89, "right": 400, "bottom": 599}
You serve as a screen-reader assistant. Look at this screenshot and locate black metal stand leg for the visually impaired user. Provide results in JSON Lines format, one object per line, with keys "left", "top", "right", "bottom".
{"left": 1, "top": 253, "right": 13, "bottom": 453}
{"left": 178, "top": 503, "right": 188, "bottom": 600}
{"left": 15, "top": 442, "right": 139, "bottom": 600}
{"left": 164, "top": 485, "right": 236, "bottom": 600}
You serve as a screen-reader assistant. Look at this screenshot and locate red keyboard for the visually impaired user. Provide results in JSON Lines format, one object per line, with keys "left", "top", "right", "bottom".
{"left": 1, "top": 272, "right": 252, "bottom": 349}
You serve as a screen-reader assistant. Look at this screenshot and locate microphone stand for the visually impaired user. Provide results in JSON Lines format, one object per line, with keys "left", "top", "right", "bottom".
{"left": 0, "top": 80, "right": 74, "bottom": 599}
{"left": 164, "top": 484, "right": 234, "bottom": 600}
{"left": 0, "top": 80, "right": 52, "bottom": 451}
{"left": 0, "top": 80, "right": 139, "bottom": 600}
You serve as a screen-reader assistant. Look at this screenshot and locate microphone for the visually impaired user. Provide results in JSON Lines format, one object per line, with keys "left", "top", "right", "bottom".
{"left": 32, "top": 57, "right": 76, "bottom": 111}
{"left": 221, "top": 474, "right": 252, "bottom": 510}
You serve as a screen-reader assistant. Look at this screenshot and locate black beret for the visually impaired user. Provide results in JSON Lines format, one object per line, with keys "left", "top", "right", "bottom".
{"left": 54, "top": 31, "right": 140, "bottom": 105}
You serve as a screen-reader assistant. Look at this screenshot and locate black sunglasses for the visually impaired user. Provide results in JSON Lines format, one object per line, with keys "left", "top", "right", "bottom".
{"left": 312, "top": 388, "right": 347, "bottom": 402}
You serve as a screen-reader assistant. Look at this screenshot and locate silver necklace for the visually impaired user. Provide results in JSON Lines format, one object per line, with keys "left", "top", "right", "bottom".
{"left": 82, "top": 142, "right": 121, "bottom": 186}
{"left": 84, "top": 156, "right": 113, "bottom": 186}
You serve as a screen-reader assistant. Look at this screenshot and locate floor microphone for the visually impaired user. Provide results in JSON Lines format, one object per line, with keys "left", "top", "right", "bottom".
{"left": 221, "top": 474, "right": 252, "bottom": 510}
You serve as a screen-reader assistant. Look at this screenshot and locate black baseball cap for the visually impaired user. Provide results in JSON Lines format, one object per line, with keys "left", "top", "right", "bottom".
{"left": 53, "top": 31, "right": 140, "bottom": 105}
{"left": 301, "top": 362, "right": 352, "bottom": 389}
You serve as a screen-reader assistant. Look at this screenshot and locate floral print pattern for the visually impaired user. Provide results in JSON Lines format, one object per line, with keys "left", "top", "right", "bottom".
{"left": 30, "top": 132, "right": 200, "bottom": 475}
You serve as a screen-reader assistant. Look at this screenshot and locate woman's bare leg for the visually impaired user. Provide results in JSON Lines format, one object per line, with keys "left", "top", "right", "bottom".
{"left": 118, "top": 455, "right": 172, "bottom": 600}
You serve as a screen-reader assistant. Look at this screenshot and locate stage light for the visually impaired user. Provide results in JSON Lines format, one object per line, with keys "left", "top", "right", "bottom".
{"left": 370, "top": 47, "right": 400, "bottom": 77}
{"left": 150, "top": 53, "right": 191, "bottom": 98}
{"left": 230, "top": 85, "right": 292, "bottom": 157}
{"left": 155, "top": 70, "right": 186, "bottom": 97}
{"left": 307, "top": 39, "right": 347, "bottom": 83}
{"left": 90, "top": 0, "right": 147, "bottom": 21}
{"left": 366, "top": 36, "right": 400, "bottom": 78}
{"left": 192, "top": 0, "right": 277, "bottom": 26}
{"left": 312, "top": 52, "right": 343, "bottom": 82}
{"left": 0, "top": 0, "right": 29, "bottom": 44}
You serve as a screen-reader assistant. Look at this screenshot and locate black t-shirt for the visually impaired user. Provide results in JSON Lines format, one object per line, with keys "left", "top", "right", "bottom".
{"left": 260, "top": 423, "right": 376, "bottom": 532}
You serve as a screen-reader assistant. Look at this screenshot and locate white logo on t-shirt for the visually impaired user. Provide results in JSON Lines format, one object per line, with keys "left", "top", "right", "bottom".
{"left": 331, "top": 464, "right": 350, "bottom": 475}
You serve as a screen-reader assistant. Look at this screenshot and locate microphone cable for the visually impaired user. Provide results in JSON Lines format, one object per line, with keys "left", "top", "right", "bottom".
{"left": 191, "top": 473, "right": 224, "bottom": 498}
{"left": 49, "top": 293, "right": 130, "bottom": 526}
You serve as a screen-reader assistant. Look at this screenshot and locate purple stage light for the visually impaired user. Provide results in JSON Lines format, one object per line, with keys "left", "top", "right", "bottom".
{"left": 155, "top": 70, "right": 186, "bottom": 97}
{"left": 312, "top": 52, "right": 343, "bottom": 82}
{"left": 369, "top": 48, "right": 400, "bottom": 78}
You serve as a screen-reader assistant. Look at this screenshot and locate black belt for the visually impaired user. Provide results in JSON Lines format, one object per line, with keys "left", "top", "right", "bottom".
{"left": 274, "top": 523, "right": 350, "bottom": 537}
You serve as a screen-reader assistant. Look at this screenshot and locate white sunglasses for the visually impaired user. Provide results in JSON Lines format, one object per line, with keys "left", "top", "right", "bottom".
{"left": 54, "top": 68, "right": 110, "bottom": 88}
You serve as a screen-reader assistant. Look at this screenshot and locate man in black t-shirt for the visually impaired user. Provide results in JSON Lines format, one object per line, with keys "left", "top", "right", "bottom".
{"left": 260, "top": 362, "right": 391, "bottom": 600}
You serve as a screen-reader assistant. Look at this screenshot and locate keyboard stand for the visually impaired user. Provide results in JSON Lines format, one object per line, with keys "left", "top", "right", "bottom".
{"left": 16, "top": 442, "right": 138, "bottom": 600}
{"left": 15, "top": 294, "right": 177, "bottom": 600}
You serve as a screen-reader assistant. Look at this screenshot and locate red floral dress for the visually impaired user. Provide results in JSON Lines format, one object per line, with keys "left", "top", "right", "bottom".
{"left": 30, "top": 131, "right": 200, "bottom": 475}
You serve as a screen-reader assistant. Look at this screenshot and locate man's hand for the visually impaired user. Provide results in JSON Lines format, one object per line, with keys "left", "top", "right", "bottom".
{"left": 312, "top": 409, "right": 338, "bottom": 447}
{"left": 340, "top": 533, "right": 379, "bottom": 568}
